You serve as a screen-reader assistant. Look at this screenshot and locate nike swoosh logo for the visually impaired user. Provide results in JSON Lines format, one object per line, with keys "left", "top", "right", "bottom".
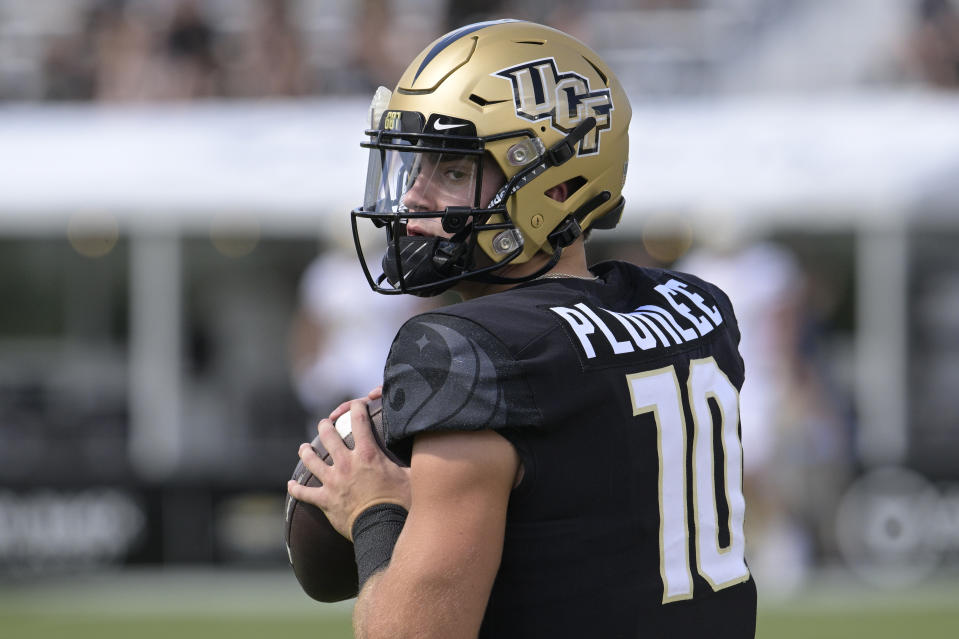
{"left": 433, "top": 121, "right": 467, "bottom": 131}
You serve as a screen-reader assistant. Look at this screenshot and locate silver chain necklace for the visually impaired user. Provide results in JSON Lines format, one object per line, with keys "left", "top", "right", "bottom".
{"left": 534, "top": 272, "right": 599, "bottom": 281}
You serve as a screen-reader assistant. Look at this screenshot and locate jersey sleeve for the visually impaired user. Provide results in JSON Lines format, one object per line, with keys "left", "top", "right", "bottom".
{"left": 380, "top": 312, "right": 543, "bottom": 464}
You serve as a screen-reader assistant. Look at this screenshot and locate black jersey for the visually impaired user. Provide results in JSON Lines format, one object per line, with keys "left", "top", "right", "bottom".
{"left": 381, "top": 260, "right": 757, "bottom": 638}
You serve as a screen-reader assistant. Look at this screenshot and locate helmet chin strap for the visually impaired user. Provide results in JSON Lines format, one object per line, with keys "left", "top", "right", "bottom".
{"left": 468, "top": 118, "right": 603, "bottom": 287}
{"left": 470, "top": 189, "right": 613, "bottom": 286}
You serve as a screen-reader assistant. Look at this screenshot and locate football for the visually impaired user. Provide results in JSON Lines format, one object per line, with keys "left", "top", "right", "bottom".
{"left": 284, "top": 397, "right": 405, "bottom": 602}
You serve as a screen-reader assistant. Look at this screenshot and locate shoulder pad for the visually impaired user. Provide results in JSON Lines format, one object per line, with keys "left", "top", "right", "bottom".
{"left": 381, "top": 312, "right": 541, "bottom": 463}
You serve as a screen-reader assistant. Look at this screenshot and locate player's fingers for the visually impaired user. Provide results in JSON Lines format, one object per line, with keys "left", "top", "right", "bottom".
{"left": 287, "top": 479, "right": 327, "bottom": 509}
{"left": 329, "top": 392, "right": 375, "bottom": 421}
{"left": 349, "top": 400, "right": 376, "bottom": 450}
{"left": 287, "top": 478, "right": 307, "bottom": 499}
{"left": 316, "top": 418, "right": 350, "bottom": 465}
{"left": 328, "top": 399, "right": 353, "bottom": 422}
{"left": 297, "top": 443, "right": 330, "bottom": 481}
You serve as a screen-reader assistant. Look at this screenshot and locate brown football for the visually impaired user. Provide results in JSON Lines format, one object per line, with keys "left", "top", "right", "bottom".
{"left": 284, "top": 397, "right": 405, "bottom": 602}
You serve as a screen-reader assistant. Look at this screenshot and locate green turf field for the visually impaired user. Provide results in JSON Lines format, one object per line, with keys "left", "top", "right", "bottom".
{"left": 1, "top": 568, "right": 957, "bottom": 638}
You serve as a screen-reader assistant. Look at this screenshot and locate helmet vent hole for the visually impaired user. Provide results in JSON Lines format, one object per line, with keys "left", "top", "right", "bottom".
{"left": 514, "top": 40, "right": 546, "bottom": 45}
{"left": 582, "top": 55, "right": 608, "bottom": 86}
{"left": 545, "top": 176, "right": 587, "bottom": 202}
{"left": 469, "top": 93, "right": 508, "bottom": 107}
{"left": 567, "top": 176, "right": 587, "bottom": 196}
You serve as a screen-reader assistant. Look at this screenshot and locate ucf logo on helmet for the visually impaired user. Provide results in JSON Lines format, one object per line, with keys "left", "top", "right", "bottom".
{"left": 495, "top": 57, "right": 613, "bottom": 156}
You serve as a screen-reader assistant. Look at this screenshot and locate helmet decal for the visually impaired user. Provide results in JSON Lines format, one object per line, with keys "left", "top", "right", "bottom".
{"left": 411, "top": 19, "right": 520, "bottom": 84}
{"left": 494, "top": 57, "right": 614, "bottom": 156}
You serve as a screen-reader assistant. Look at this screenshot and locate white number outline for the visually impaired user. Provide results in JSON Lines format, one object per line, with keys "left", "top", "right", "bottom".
{"left": 626, "top": 357, "right": 750, "bottom": 604}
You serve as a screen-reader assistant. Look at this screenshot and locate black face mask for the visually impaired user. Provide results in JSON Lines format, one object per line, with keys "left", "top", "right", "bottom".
{"left": 381, "top": 235, "right": 470, "bottom": 297}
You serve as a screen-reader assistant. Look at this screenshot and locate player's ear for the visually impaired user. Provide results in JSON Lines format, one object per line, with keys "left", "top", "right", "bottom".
{"left": 545, "top": 182, "right": 569, "bottom": 202}
{"left": 545, "top": 175, "right": 588, "bottom": 203}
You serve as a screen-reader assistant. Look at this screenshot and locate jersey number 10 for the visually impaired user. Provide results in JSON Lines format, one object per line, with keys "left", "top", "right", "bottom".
{"left": 626, "top": 357, "right": 751, "bottom": 604}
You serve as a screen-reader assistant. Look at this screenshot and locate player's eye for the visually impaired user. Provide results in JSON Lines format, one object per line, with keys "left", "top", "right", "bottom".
{"left": 436, "top": 156, "right": 473, "bottom": 183}
{"left": 443, "top": 167, "right": 469, "bottom": 181}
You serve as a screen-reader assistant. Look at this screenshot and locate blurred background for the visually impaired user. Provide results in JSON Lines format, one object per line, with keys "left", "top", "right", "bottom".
{"left": 1, "top": 0, "right": 958, "bottom": 637}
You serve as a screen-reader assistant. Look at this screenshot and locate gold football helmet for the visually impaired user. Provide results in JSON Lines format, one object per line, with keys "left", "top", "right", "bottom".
{"left": 351, "top": 19, "right": 632, "bottom": 296}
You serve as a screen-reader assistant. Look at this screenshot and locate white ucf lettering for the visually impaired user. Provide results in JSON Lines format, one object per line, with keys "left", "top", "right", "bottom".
{"left": 495, "top": 57, "right": 613, "bottom": 156}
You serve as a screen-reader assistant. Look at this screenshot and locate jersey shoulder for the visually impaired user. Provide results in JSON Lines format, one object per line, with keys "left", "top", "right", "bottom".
{"left": 595, "top": 260, "right": 739, "bottom": 331}
{"left": 380, "top": 304, "right": 546, "bottom": 464}
{"left": 546, "top": 261, "right": 743, "bottom": 373}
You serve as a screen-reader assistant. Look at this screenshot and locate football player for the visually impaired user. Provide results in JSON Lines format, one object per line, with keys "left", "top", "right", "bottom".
{"left": 288, "top": 19, "right": 757, "bottom": 638}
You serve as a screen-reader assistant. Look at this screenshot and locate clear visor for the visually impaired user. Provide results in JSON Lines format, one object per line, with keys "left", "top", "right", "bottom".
{"left": 363, "top": 147, "right": 483, "bottom": 215}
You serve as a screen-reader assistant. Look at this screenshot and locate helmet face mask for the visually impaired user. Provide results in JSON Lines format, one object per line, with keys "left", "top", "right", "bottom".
{"left": 352, "top": 108, "right": 535, "bottom": 296}
{"left": 351, "top": 19, "right": 632, "bottom": 297}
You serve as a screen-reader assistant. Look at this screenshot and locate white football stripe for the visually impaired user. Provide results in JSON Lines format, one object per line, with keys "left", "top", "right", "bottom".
{"left": 334, "top": 412, "right": 353, "bottom": 439}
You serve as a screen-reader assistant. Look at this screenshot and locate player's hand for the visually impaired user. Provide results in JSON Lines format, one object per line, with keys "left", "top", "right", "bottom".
{"left": 327, "top": 386, "right": 383, "bottom": 424}
{"left": 287, "top": 396, "right": 410, "bottom": 540}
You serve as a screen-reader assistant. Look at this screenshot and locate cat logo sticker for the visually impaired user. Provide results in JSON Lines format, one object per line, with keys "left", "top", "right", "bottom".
{"left": 494, "top": 57, "right": 613, "bottom": 156}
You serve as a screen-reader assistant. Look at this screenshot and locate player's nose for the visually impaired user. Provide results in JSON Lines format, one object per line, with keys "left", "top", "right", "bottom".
{"left": 401, "top": 179, "right": 432, "bottom": 213}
